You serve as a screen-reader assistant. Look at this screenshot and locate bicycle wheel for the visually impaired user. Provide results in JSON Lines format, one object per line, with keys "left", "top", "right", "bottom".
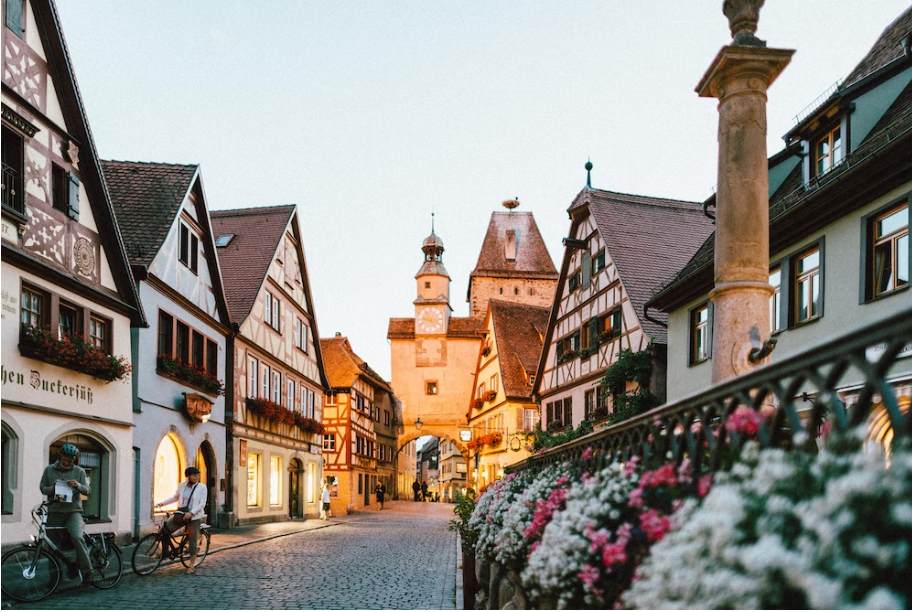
{"left": 91, "top": 541, "right": 123, "bottom": 589}
{"left": 179, "top": 529, "right": 210, "bottom": 568}
{"left": 1, "top": 546, "right": 62, "bottom": 602}
{"left": 131, "top": 533, "right": 164, "bottom": 576}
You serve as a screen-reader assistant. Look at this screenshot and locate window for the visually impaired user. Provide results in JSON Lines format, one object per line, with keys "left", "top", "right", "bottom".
{"left": 599, "top": 307, "right": 622, "bottom": 339}
{"left": 689, "top": 302, "right": 711, "bottom": 365}
{"left": 379, "top": 445, "right": 386, "bottom": 461}
{"left": 158, "top": 312, "right": 174, "bottom": 356}
{"left": 562, "top": 397, "right": 572, "bottom": 427}
{"left": 191, "top": 331, "right": 204, "bottom": 368}
{"left": 591, "top": 249, "right": 606, "bottom": 275}
{"left": 794, "top": 247, "right": 821, "bottom": 324}
{"left": 568, "top": 268, "right": 581, "bottom": 292}
{"left": 294, "top": 319, "right": 308, "bottom": 352}
{"left": 58, "top": 302, "right": 81, "bottom": 340}
{"left": 88, "top": 316, "right": 109, "bottom": 351}
{"left": 300, "top": 384, "right": 307, "bottom": 413}
{"left": 2, "top": 125, "right": 25, "bottom": 215}
{"left": 426, "top": 381, "right": 438, "bottom": 395}
{"left": 5, "top": 0, "right": 24, "bottom": 37}
{"left": 272, "top": 371, "right": 281, "bottom": 405}
{"left": 871, "top": 203, "right": 909, "bottom": 298}
{"left": 323, "top": 434, "right": 336, "bottom": 451}
{"left": 264, "top": 291, "right": 280, "bottom": 331}
{"left": 585, "top": 388, "right": 596, "bottom": 419}
{"left": 2, "top": 423, "right": 17, "bottom": 515}
{"left": 356, "top": 436, "right": 364, "bottom": 456}
{"left": 288, "top": 380, "right": 295, "bottom": 411}
{"left": 490, "top": 374, "right": 498, "bottom": 394}
{"left": 814, "top": 124, "right": 843, "bottom": 176}
{"left": 261, "top": 364, "right": 271, "bottom": 399}
{"left": 206, "top": 339, "right": 218, "bottom": 377}
{"left": 308, "top": 390, "right": 316, "bottom": 418}
{"left": 384, "top": 410, "right": 390, "bottom": 426}
{"left": 215, "top": 234, "right": 234, "bottom": 247}
{"left": 20, "top": 286, "right": 46, "bottom": 327}
{"left": 248, "top": 357, "right": 258, "bottom": 398}
{"left": 559, "top": 331, "right": 580, "bottom": 359}
{"left": 325, "top": 393, "right": 337, "bottom": 406}
{"left": 769, "top": 267, "right": 782, "bottom": 333}
{"left": 52, "top": 164, "right": 68, "bottom": 213}
{"left": 247, "top": 453, "right": 261, "bottom": 506}
{"left": 178, "top": 224, "right": 199, "bottom": 273}
{"left": 477, "top": 382, "right": 486, "bottom": 399}
{"left": 269, "top": 456, "right": 282, "bottom": 506}
{"left": 50, "top": 435, "right": 108, "bottom": 521}
{"left": 523, "top": 409, "right": 537, "bottom": 431}
{"left": 424, "top": 282, "right": 431, "bottom": 289}
{"left": 153, "top": 435, "right": 182, "bottom": 513}
{"left": 175, "top": 320, "right": 190, "bottom": 362}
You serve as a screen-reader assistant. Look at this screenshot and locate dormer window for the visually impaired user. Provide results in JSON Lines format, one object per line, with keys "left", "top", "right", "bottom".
{"left": 814, "top": 124, "right": 843, "bottom": 176}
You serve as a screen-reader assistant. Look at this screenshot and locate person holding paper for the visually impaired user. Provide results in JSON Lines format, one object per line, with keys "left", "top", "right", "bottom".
{"left": 39, "top": 444, "right": 93, "bottom": 584}
{"left": 156, "top": 466, "right": 207, "bottom": 573}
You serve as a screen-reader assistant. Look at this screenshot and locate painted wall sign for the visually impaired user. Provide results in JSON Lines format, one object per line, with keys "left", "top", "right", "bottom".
{"left": 1, "top": 365, "right": 94, "bottom": 404}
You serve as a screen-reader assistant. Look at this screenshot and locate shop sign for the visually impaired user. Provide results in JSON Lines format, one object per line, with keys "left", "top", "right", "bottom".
{"left": 184, "top": 393, "right": 213, "bottom": 423}
{"left": 2, "top": 365, "right": 94, "bottom": 404}
{"left": 239, "top": 440, "right": 248, "bottom": 467}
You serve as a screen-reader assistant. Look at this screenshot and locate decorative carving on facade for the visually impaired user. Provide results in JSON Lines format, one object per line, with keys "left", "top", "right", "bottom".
{"left": 66, "top": 141, "right": 80, "bottom": 169}
{"left": 184, "top": 393, "right": 214, "bottom": 423}
{"left": 73, "top": 237, "right": 94, "bottom": 276}
{"left": 2, "top": 37, "right": 45, "bottom": 110}
{"left": 1, "top": 104, "right": 39, "bottom": 137}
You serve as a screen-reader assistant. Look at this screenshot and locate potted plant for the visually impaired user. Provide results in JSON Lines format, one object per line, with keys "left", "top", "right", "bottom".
{"left": 472, "top": 398, "right": 485, "bottom": 410}
{"left": 157, "top": 354, "right": 224, "bottom": 396}
{"left": 19, "top": 324, "right": 131, "bottom": 383}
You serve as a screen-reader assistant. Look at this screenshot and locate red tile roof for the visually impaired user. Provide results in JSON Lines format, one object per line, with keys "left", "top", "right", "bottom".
{"left": 470, "top": 212, "right": 558, "bottom": 280}
{"left": 320, "top": 336, "right": 392, "bottom": 393}
{"left": 842, "top": 7, "right": 912, "bottom": 88}
{"left": 101, "top": 161, "right": 198, "bottom": 267}
{"left": 210, "top": 205, "right": 295, "bottom": 323}
{"left": 575, "top": 189, "right": 714, "bottom": 342}
{"left": 387, "top": 315, "right": 486, "bottom": 340}
{"left": 489, "top": 300, "right": 550, "bottom": 399}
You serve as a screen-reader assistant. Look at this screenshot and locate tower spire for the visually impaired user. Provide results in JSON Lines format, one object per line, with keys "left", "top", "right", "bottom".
{"left": 431, "top": 211, "right": 435, "bottom": 234}
{"left": 585, "top": 159, "right": 593, "bottom": 189}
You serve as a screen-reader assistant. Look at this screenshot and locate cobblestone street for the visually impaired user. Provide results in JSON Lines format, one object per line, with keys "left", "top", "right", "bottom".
{"left": 6, "top": 502, "right": 457, "bottom": 610}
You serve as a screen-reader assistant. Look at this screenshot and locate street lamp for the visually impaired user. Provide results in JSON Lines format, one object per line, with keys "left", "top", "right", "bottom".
{"left": 415, "top": 416, "right": 423, "bottom": 431}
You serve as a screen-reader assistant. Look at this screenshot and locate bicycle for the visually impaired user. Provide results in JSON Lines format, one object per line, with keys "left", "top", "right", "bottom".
{"left": 131, "top": 509, "right": 210, "bottom": 575}
{"left": 1, "top": 502, "right": 123, "bottom": 602}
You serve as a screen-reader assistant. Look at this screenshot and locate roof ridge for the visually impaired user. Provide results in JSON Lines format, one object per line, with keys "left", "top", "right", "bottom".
{"left": 211, "top": 204, "right": 296, "bottom": 217}
{"left": 590, "top": 188, "right": 702, "bottom": 206}
{"left": 101, "top": 159, "right": 198, "bottom": 169}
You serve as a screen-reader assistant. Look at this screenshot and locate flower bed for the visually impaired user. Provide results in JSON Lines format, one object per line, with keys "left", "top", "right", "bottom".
{"left": 157, "top": 355, "right": 224, "bottom": 396}
{"left": 246, "top": 397, "right": 324, "bottom": 435}
{"left": 19, "top": 324, "right": 131, "bottom": 383}
{"left": 464, "top": 414, "right": 911, "bottom": 609}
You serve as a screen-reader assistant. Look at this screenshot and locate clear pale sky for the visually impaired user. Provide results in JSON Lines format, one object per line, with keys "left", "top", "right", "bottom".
{"left": 55, "top": 1, "right": 910, "bottom": 380}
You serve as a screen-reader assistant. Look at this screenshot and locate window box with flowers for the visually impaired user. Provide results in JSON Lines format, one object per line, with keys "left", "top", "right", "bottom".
{"left": 558, "top": 350, "right": 575, "bottom": 364}
{"left": 483, "top": 390, "right": 497, "bottom": 402}
{"left": 157, "top": 355, "right": 224, "bottom": 396}
{"left": 481, "top": 345, "right": 492, "bottom": 357}
{"left": 19, "top": 324, "right": 131, "bottom": 383}
{"left": 471, "top": 398, "right": 485, "bottom": 410}
{"left": 246, "top": 397, "right": 325, "bottom": 436}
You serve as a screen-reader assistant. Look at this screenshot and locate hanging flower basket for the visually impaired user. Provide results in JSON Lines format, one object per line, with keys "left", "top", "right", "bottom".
{"left": 19, "top": 324, "right": 131, "bottom": 383}
{"left": 483, "top": 390, "right": 497, "bottom": 402}
{"left": 157, "top": 355, "right": 224, "bottom": 396}
{"left": 472, "top": 398, "right": 485, "bottom": 410}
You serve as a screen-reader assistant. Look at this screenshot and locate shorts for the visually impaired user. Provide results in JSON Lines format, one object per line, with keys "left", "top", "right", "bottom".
{"left": 322, "top": 502, "right": 330, "bottom": 511}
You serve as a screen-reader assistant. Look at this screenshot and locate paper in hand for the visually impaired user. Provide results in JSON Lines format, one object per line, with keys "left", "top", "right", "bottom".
{"left": 54, "top": 480, "right": 73, "bottom": 503}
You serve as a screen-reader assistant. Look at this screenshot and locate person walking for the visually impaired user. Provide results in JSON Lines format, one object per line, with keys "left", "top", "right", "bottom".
{"left": 320, "top": 478, "right": 332, "bottom": 520}
{"left": 374, "top": 480, "right": 386, "bottom": 510}
{"left": 420, "top": 480, "right": 428, "bottom": 502}
{"left": 156, "top": 466, "right": 207, "bottom": 573}
{"left": 412, "top": 480, "right": 421, "bottom": 502}
{"left": 39, "top": 444, "right": 93, "bottom": 585}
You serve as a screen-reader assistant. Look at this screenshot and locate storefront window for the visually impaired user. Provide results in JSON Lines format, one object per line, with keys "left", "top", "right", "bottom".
{"left": 247, "top": 453, "right": 260, "bottom": 507}
{"left": 154, "top": 435, "right": 182, "bottom": 512}
{"left": 269, "top": 456, "right": 282, "bottom": 506}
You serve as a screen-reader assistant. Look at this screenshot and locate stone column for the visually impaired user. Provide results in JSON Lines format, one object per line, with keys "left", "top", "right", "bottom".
{"left": 696, "top": 1, "right": 793, "bottom": 383}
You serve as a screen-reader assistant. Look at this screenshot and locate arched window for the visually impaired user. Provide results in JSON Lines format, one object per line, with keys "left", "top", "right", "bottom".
{"left": 2, "top": 422, "right": 18, "bottom": 515}
{"left": 49, "top": 434, "right": 109, "bottom": 521}
{"left": 154, "top": 435, "right": 183, "bottom": 511}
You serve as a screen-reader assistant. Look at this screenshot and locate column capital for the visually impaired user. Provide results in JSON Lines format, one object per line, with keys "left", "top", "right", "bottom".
{"left": 697, "top": 45, "right": 794, "bottom": 99}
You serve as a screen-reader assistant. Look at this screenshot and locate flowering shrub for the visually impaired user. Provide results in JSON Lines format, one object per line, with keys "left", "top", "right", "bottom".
{"left": 469, "top": 474, "right": 530, "bottom": 563}
{"left": 246, "top": 397, "right": 323, "bottom": 435}
{"left": 19, "top": 324, "right": 131, "bottom": 383}
{"left": 624, "top": 435, "right": 912, "bottom": 610}
{"left": 157, "top": 354, "right": 224, "bottom": 396}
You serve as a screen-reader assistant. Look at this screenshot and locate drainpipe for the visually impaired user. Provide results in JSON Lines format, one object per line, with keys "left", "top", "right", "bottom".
{"left": 697, "top": 0, "right": 793, "bottom": 383}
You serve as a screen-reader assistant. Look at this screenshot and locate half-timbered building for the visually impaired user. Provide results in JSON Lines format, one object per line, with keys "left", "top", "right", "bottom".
{"left": 103, "top": 160, "right": 231, "bottom": 535}
{"left": 320, "top": 334, "right": 399, "bottom": 515}
{"left": 533, "top": 188, "right": 712, "bottom": 431}
{"left": 1, "top": 0, "right": 144, "bottom": 545}
{"left": 468, "top": 300, "right": 548, "bottom": 488}
{"left": 211, "top": 205, "right": 328, "bottom": 525}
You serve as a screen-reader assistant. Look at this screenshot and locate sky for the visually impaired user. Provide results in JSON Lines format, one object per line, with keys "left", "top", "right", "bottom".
{"left": 55, "top": 1, "right": 911, "bottom": 381}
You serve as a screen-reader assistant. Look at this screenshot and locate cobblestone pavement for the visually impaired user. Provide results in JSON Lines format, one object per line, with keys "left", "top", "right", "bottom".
{"left": 6, "top": 502, "right": 457, "bottom": 610}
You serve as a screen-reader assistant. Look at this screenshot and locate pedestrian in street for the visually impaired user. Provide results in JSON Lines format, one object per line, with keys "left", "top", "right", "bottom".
{"left": 156, "top": 466, "right": 207, "bottom": 573}
{"left": 321, "top": 478, "right": 332, "bottom": 520}
{"left": 412, "top": 480, "right": 421, "bottom": 502}
{"left": 374, "top": 479, "right": 386, "bottom": 510}
{"left": 421, "top": 480, "right": 428, "bottom": 502}
{"left": 443, "top": 489, "right": 450, "bottom": 504}
{"left": 39, "top": 444, "right": 94, "bottom": 585}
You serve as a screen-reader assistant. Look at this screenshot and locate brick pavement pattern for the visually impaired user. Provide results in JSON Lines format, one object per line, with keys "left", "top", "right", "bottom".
{"left": 7, "top": 502, "right": 456, "bottom": 610}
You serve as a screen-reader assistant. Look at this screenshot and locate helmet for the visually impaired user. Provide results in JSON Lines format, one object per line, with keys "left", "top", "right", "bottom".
{"left": 60, "top": 444, "right": 79, "bottom": 458}
{"left": 184, "top": 467, "right": 201, "bottom": 477}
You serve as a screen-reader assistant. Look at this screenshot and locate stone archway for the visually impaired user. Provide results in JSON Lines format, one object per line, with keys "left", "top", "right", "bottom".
{"left": 398, "top": 427, "right": 475, "bottom": 493}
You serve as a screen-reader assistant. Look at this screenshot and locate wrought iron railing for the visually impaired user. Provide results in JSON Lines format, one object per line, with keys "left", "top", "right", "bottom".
{"left": 508, "top": 307, "right": 912, "bottom": 477}
{"left": 2, "top": 161, "right": 24, "bottom": 213}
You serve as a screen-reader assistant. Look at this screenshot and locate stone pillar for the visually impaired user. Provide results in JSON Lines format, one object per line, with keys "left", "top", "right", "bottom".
{"left": 696, "top": 1, "right": 793, "bottom": 383}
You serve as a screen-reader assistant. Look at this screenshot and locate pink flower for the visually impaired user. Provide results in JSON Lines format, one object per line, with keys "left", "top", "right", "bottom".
{"left": 639, "top": 509, "right": 671, "bottom": 542}
{"left": 725, "top": 406, "right": 766, "bottom": 436}
{"left": 624, "top": 456, "right": 640, "bottom": 478}
{"left": 628, "top": 487, "right": 644, "bottom": 508}
{"left": 581, "top": 446, "right": 594, "bottom": 461}
{"left": 820, "top": 420, "right": 833, "bottom": 438}
{"left": 698, "top": 474, "right": 713, "bottom": 498}
{"left": 601, "top": 542, "right": 628, "bottom": 566}
{"left": 690, "top": 422, "right": 702, "bottom": 434}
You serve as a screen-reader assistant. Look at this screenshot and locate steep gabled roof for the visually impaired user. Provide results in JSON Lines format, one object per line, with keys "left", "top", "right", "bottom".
{"left": 210, "top": 205, "right": 295, "bottom": 323}
{"left": 101, "top": 161, "right": 198, "bottom": 268}
{"left": 387, "top": 316, "right": 486, "bottom": 340}
{"left": 842, "top": 7, "right": 912, "bottom": 88}
{"left": 15, "top": 1, "right": 144, "bottom": 325}
{"left": 320, "top": 336, "right": 393, "bottom": 393}
{"left": 470, "top": 211, "right": 558, "bottom": 281}
{"left": 576, "top": 190, "right": 714, "bottom": 341}
{"left": 489, "top": 300, "right": 549, "bottom": 399}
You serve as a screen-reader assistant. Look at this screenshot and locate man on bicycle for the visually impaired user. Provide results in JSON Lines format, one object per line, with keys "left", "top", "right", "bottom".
{"left": 38, "top": 444, "right": 93, "bottom": 584}
{"left": 156, "top": 467, "right": 207, "bottom": 573}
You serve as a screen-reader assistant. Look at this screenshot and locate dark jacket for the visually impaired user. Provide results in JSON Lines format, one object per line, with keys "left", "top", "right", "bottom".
{"left": 39, "top": 461, "right": 89, "bottom": 514}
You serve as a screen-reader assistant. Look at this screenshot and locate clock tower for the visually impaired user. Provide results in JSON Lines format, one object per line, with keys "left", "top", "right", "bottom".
{"left": 414, "top": 222, "right": 452, "bottom": 335}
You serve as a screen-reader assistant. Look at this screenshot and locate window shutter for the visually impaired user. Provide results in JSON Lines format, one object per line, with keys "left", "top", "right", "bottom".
{"left": 581, "top": 252, "right": 591, "bottom": 289}
{"left": 588, "top": 317, "right": 598, "bottom": 344}
{"left": 5, "top": 1, "right": 24, "bottom": 38}
{"left": 516, "top": 409, "right": 524, "bottom": 431}
{"left": 67, "top": 172, "right": 80, "bottom": 220}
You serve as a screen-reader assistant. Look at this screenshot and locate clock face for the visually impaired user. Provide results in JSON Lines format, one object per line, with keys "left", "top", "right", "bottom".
{"left": 417, "top": 307, "right": 444, "bottom": 333}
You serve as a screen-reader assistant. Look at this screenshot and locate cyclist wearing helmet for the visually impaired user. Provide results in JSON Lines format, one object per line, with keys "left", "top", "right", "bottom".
{"left": 156, "top": 466, "right": 207, "bottom": 573}
{"left": 39, "top": 444, "right": 93, "bottom": 583}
